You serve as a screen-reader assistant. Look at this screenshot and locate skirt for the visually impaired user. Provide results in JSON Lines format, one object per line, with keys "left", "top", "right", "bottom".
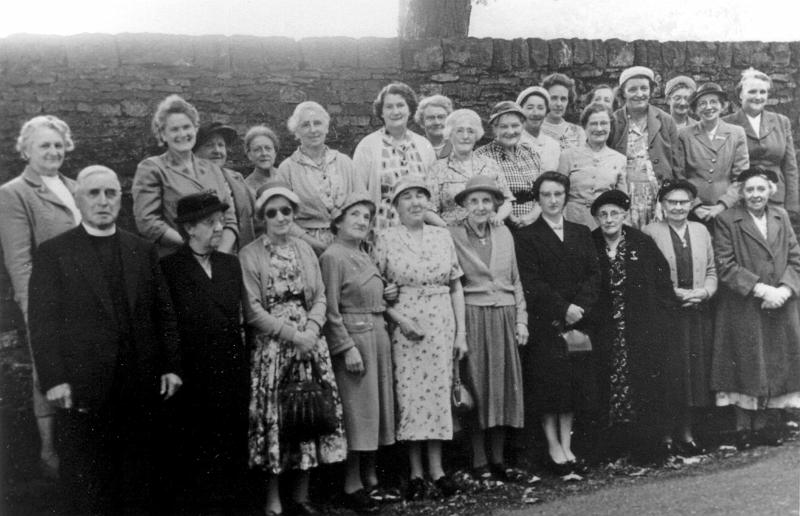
{"left": 461, "top": 305, "right": 524, "bottom": 430}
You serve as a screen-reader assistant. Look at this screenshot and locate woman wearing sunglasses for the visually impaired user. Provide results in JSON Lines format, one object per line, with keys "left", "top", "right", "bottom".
{"left": 239, "top": 179, "right": 346, "bottom": 516}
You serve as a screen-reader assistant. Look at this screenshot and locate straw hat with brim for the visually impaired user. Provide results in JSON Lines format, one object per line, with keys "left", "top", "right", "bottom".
{"left": 174, "top": 191, "right": 230, "bottom": 224}
{"left": 590, "top": 190, "right": 631, "bottom": 216}
{"left": 657, "top": 179, "right": 698, "bottom": 202}
{"left": 619, "top": 66, "right": 655, "bottom": 87}
{"left": 193, "top": 122, "right": 238, "bottom": 151}
{"left": 391, "top": 176, "right": 431, "bottom": 205}
{"left": 738, "top": 167, "right": 779, "bottom": 185}
{"left": 488, "top": 101, "right": 526, "bottom": 125}
{"left": 454, "top": 175, "right": 504, "bottom": 207}
{"left": 689, "top": 82, "right": 728, "bottom": 111}
{"left": 516, "top": 86, "right": 550, "bottom": 109}
{"left": 254, "top": 180, "right": 300, "bottom": 219}
{"left": 330, "top": 192, "right": 376, "bottom": 226}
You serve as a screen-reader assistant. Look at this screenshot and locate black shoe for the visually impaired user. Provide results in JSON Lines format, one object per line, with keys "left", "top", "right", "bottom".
{"left": 568, "top": 458, "right": 590, "bottom": 475}
{"left": 286, "top": 500, "right": 321, "bottom": 516}
{"left": 544, "top": 457, "right": 571, "bottom": 477}
{"left": 471, "top": 464, "right": 494, "bottom": 481}
{"left": 433, "top": 475, "right": 459, "bottom": 497}
{"left": 675, "top": 439, "right": 706, "bottom": 456}
{"left": 342, "top": 489, "right": 380, "bottom": 514}
{"left": 735, "top": 430, "right": 753, "bottom": 451}
{"left": 405, "top": 477, "right": 428, "bottom": 501}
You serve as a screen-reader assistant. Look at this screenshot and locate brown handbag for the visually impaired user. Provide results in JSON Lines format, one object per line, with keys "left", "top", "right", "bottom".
{"left": 451, "top": 361, "right": 474, "bottom": 415}
{"left": 278, "top": 357, "right": 338, "bottom": 442}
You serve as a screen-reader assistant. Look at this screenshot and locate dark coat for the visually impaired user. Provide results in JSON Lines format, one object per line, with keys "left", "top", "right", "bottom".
{"left": 159, "top": 246, "right": 249, "bottom": 504}
{"left": 711, "top": 204, "right": 800, "bottom": 397}
{"left": 723, "top": 109, "right": 800, "bottom": 212}
{"left": 591, "top": 226, "right": 677, "bottom": 425}
{"left": 514, "top": 217, "right": 600, "bottom": 413}
{"left": 610, "top": 105, "right": 680, "bottom": 183}
{"left": 28, "top": 226, "right": 181, "bottom": 411}
{"left": 159, "top": 246, "right": 247, "bottom": 411}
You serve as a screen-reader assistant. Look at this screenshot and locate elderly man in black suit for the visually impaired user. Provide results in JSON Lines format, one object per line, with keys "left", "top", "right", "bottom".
{"left": 28, "top": 165, "right": 182, "bottom": 515}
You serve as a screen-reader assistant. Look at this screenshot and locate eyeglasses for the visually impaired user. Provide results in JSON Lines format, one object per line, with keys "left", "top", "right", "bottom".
{"left": 596, "top": 210, "right": 625, "bottom": 220}
{"left": 264, "top": 206, "right": 292, "bottom": 219}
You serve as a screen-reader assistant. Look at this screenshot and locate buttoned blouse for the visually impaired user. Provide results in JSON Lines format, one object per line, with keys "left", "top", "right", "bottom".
{"left": 276, "top": 147, "right": 364, "bottom": 230}
{"left": 319, "top": 242, "right": 386, "bottom": 356}
{"left": 520, "top": 131, "right": 561, "bottom": 172}
{"left": 558, "top": 144, "right": 627, "bottom": 229}
{"left": 133, "top": 151, "right": 238, "bottom": 253}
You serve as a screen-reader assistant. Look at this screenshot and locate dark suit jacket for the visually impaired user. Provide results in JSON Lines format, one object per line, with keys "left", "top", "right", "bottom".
{"left": 28, "top": 226, "right": 181, "bottom": 411}
{"left": 514, "top": 217, "right": 600, "bottom": 337}
{"left": 723, "top": 109, "right": 799, "bottom": 212}
{"left": 159, "top": 246, "right": 247, "bottom": 409}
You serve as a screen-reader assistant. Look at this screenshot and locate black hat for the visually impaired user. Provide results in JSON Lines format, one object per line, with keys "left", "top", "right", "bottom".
{"left": 657, "top": 179, "right": 698, "bottom": 202}
{"left": 737, "top": 167, "right": 779, "bottom": 185}
{"left": 175, "top": 191, "right": 229, "bottom": 224}
{"left": 193, "top": 122, "right": 238, "bottom": 151}
{"left": 590, "top": 190, "right": 631, "bottom": 216}
{"left": 689, "top": 82, "right": 728, "bottom": 111}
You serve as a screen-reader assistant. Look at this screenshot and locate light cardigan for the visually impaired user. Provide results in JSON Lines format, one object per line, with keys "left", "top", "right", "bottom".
{"left": 448, "top": 222, "right": 527, "bottom": 324}
{"left": 352, "top": 128, "right": 437, "bottom": 207}
{"left": 642, "top": 220, "right": 718, "bottom": 295}
{"left": 276, "top": 147, "right": 365, "bottom": 230}
{"left": 239, "top": 235, "right": 326, "bottom": 342}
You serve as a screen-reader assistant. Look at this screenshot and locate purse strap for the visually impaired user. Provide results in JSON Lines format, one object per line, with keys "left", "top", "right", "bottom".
{"left": 279, "top": 354, "right": 327, "bottom": 387}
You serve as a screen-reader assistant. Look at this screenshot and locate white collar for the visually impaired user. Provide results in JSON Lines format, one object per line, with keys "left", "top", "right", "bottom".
{"left": 82, "top": 222, "right": 116, "bottom": 237}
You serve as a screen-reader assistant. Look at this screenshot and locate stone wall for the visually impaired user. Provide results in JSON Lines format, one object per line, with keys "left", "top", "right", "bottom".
{"left": 0, "top": 34, "right": 798, "bottom": 227}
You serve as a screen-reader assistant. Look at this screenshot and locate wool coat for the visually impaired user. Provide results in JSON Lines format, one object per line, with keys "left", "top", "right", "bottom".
{"left": 711, "top": 204, "right": 800, "bottom": 398}
{"left": 591, "top": 226, "right": 677, "bottom": 426}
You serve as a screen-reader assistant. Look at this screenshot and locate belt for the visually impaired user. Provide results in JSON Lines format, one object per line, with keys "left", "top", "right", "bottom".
{"left": 513, "top": 191, "right": 535, "bottom": 204}
{"left": 399, "top": 285, "right": 450, "bottom": 296}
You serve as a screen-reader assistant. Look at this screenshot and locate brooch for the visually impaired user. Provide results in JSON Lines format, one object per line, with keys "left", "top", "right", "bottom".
{"left": 630, "top": 250, "right": 639, "bottom": 261}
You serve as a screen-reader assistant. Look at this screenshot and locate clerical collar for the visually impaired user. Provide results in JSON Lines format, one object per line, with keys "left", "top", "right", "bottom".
{"left": 82, "top": 222, "right": 116, "bottom": 237}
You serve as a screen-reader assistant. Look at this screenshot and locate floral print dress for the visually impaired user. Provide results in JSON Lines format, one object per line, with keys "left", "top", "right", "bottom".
{"left": 625, "top": 122, "right": 660, "bottom": 229}
{"left": 248, "top": 244, "right": 346, "bottom": 474}
{"left": 606, "top": 237, "right": 633, "bottom": 425}
{"left": 373, "top": 225, "right": 463, "bottom": 441}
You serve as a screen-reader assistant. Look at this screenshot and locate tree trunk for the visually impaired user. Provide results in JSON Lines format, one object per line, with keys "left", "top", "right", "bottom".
{"left": 398, "top": 0, "right": 472, "bottom": 39}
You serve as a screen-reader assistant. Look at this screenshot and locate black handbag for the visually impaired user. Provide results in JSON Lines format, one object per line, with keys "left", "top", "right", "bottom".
{"left": 451, "top": 361, "right": 474, "bottom": 415}
{"left": 278, "top": 357, "right": 338, "bottom": 442}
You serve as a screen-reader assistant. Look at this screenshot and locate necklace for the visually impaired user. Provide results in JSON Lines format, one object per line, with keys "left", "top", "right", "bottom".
{"left": 466, "top": 220, "right": 489, "bottom": 246}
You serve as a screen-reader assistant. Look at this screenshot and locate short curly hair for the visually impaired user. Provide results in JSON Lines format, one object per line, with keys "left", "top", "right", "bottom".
{"left": 414, "top": 94, "right": 454, "bottom": 126}
{"left": 287, "top": 101, "right": 330, "bottom": 134}
{"left": 244, "top": 125, "right": 280, "bottom": 155}
{"left": 532, "top": 171, "right": 570, "bottom": 200}
{"left": 372, "top": 82, "right": 418, "bottom": 125}
{"left": 541, "top": 73, "right": 578, "bottom": 106}
{"left": 443, "top": 109, "right": 485, "bottom": 141}
{"left": 16, "top": 115, "right": 75, "bottom": 158}
{"left": 151, "top": 94, "right": 200, "bottom": 144}
{"left": 735, "top": 67, "right": 773, "bottom": 98}
{"left": 579, "top": 102, "right": 614, "bottom": 129}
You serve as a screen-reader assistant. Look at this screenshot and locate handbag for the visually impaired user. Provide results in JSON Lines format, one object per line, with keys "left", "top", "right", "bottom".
{"left": 278, "top": 356, "right": 338, "bottom": 442}
{"left": 561, "top": 329, "right": 592, "bottom": 354}
{"left": 451, "top": 361, "right": 474, "bottom": 415}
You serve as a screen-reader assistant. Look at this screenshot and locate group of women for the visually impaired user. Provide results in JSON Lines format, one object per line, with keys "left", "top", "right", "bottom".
{"left": 1, "top": 63, "right": 799, "bottom": 516}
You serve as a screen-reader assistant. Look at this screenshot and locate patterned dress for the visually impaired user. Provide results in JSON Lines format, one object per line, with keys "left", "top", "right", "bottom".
{"left": 540, "top": 119, "right": 586, "bottom": 151}
{"left": 373, "top": 225, "right": 463, "bottom": 440}
{"left": 625, "top": 122, "right": 660, "bottom": 229}
{"left": 428, "top": 153, "right": 513, "bottom": 226}
{"left": 247, "top": 244, "right": 346, "bottom": 474}
{"left": 606, "top": 237, "right": 634, "bottom": 425}
{"left": 475, "top": 141, "right": 541, "bottom": 219}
